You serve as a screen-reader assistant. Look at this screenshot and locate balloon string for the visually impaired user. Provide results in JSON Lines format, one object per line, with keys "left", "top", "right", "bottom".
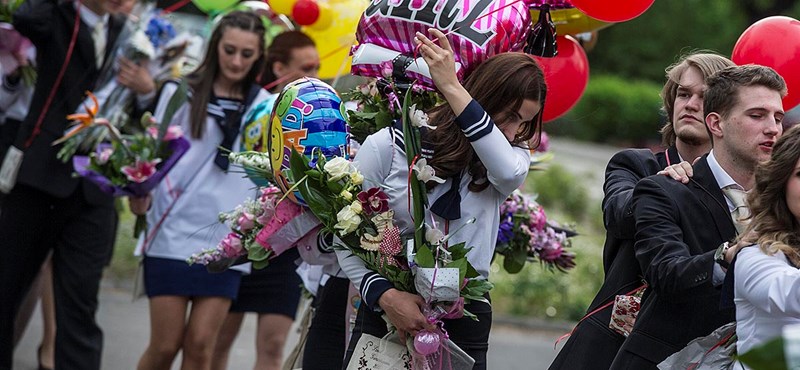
{"left": 161, "top": 0, "right": 192, "bottom": 15}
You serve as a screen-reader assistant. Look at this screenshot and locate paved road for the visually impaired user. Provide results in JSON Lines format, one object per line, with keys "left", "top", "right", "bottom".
{"left": 548, "top": 137, "right": 622, "bottom": 201}
{"left": 14, "top": 285, "right": 570, "bottom": 370}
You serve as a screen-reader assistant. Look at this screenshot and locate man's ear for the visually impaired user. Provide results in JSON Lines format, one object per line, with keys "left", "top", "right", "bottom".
{"left": 706, "top": 112, "right": 723, "bottom": 139}
{"left": 273, "top": 62, "right": 287, "bottom": 79}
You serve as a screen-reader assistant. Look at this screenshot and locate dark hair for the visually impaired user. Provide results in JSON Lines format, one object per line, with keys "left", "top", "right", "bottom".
{"left": 427, "top": 53, "right": 546, "bottom": 192}
{"left": 704, "top": 64, "right": 787, "bottom": 122}
{"left": 260, "top": 30, "right": 316, "bottom": 91}
{"left": 658, "top": 52, "right": 735, "bottom": 147}
{"left": 740, "top": 124, "right": 800, "bottom": 265}
{"left": 187, "top": 11, "right": 266, "bottom": 139}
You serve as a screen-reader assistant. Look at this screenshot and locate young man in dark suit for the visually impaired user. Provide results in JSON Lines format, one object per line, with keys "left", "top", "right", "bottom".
{"left": 0, "top": 0, "right": 126, "bottom": 369}
{"left": 608, "top": 64, "right": 785, "bottom": 369}
{"left": 549, "top": 53, "right": 735, "bottom": 370}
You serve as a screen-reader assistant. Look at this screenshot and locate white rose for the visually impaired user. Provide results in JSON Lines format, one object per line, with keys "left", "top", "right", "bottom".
{"left": 351, "top": 200, "right": 363, "bottom": 214}
{"left": 324, "top": 157, "right": 352, "bottom": 181}
{"left": 350, "top": 170, "right": 364, "bottom": 185}
{"left": 334, "top": 205, "right": 361, "bottom": 235}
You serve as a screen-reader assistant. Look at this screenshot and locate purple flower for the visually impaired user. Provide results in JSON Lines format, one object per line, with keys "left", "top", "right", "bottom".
{"left": 497, "top": 220, "right": 514, "bottom": 244}
{"left": 357, "top": 187, "right": 389, "bottom": 215}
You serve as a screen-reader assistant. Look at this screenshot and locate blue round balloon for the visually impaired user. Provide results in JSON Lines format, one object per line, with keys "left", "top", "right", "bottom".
{"left": 268, "top": 77, "right": 350, "bottom": 205}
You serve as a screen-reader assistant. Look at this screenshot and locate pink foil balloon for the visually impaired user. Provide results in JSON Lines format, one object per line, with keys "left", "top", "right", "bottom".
{"left": 414, "top": 330, "right": 441, "bottom": 355}
{"left": 352, "top": 0, "right": 531, "bottom": 86}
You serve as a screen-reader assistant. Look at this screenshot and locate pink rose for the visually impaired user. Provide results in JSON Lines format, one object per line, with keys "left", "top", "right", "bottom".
{"left": 121, "top": 158, "right": 162, "bottom": 183}
{"left": 220, "top": 233, "right": 243, "bottom": 257}
{"left": 238, "top": 212, "right": 255, "bottom": 231}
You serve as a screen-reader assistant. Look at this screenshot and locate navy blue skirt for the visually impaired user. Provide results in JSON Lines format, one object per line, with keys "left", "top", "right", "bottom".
{"left": 230, "top": 248, "right": 302, "bottom": 318}
{"left": 143, "top": 256, "right": 242, "bottom": 299}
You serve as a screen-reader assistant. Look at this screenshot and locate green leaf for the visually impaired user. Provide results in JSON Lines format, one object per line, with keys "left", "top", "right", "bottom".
{"left": 738, "top": 336, "right": 786, "bottom": 370}
{"left": 502, "top": 254, "right": 525, "bottom": 274}
{"left": 247, "top": 246, "right": 270, "bottom": 262}
{"left": 415, "top": 245, "right": 435, "bottom": 268}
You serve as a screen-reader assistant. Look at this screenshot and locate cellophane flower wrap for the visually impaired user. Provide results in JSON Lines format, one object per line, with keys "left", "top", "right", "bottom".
{"left": 69, "top": 107, "right": 190, "bottom": 236}
{"left": 187, "top": 186, "right": 304, "bottom": 270}
{"left": 292, "top": 81, "right": 493, "bottom": 366}
{"left": 495, "top": 190, "right": 577, "bottom": 273}
{"left": 57, "top": 5, "right": 190, "bottom": 160}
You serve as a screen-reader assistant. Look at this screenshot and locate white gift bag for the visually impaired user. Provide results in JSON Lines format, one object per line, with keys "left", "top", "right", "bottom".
{"left": 345, "top": 333, "right": 412, "bottom": 370}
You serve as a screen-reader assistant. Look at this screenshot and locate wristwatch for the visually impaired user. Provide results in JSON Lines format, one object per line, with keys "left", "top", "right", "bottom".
{"left": 715, "top": 241, "right": 731, "bottom": 269}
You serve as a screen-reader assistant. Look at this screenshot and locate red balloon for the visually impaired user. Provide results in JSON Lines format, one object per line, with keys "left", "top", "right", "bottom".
{"left": 570, "top": 0, "right": 654, "bottom": 22}
{"left": 732, "top": 16, "right": 800, "bottom": 110}
{"left": 533, "top": 36, "right": 589, "bottom": 122}
{"left": 292, "top": 0, "right": 320, "bottom": 26}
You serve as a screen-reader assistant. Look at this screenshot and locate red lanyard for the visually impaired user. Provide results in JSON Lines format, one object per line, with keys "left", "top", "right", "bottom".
{"left": 24, "top": 1, "right": 82, "bottom": 148}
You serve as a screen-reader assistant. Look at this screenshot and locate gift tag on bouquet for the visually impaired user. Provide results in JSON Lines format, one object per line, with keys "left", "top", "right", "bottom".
{"left": 415, "top": 267, "right": 460, "bottom": 303}
{"left": 345, "top": 333, "right": 412, "bottom": 370}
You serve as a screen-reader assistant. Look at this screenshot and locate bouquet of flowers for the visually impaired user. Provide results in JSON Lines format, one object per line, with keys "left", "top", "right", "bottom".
{"left": 345, "top": 71, "right": 440, "bottom": 144}
{"left": 57, "top": 7, "right": 189, "bottom": 160}
{"left": 496, "top": 190, "right": 577, "bottom": 274}
{"left": 289, "top": 83, "right": 493, "bottom": 366}
{"left": 187, "top": 186, "right": 317, "bottom": 270}
{"left": 59, "top": 92, "right": 190, "bottom": 236}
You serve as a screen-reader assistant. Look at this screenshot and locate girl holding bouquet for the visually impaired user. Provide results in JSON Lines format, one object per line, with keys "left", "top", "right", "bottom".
{"left": 129, "top": 11, "right": 270, "bottom": 370}
{"left": 210, "top": 30, "right": 322, "bottom": 370}
{"left": 337, "top": 29, "right": 547, "bottom": 369}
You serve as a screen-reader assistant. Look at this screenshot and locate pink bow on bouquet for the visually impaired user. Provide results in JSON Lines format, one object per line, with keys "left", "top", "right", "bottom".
{"left": 411, "top": 300, "right": 474, "bottom": 370}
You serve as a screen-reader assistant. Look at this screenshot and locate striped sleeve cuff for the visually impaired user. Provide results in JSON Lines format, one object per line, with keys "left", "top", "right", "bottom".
{"left": 456, "top": 99, "right": 493, "bottom": 142}
{"left": 360, "top": 272, "right": 394, "bottom": 312}
{"left": 317, "top": 231, "right": 335, "bottom": 253}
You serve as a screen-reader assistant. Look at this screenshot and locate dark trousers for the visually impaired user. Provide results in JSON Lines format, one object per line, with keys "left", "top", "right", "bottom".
{"left": 0, "top": 184, "right": 115, "bottom": 370}
{"left": 343, "top": 297, "right": 492, "bottom": 370}
{"left": 303, "top": 276, "right": 350, "bottom": 370}
{"left": 549, "top": 314, "right": 626, "bottom": 370}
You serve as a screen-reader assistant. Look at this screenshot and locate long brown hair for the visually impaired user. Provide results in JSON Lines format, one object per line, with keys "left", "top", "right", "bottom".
{"left": 740, "top": 125, "right": 800, "bottom": 265}
{"left": 187, "top": 11, "right": 266, "bottom": 139}
{"left": 427, "top": 52, "right": 546, "bottom": 192}
{"left": 260, "top": 30, "right": 316, "bottom": 92}
{"left": 658, "top": 52, "right": 734, "bottom": 147}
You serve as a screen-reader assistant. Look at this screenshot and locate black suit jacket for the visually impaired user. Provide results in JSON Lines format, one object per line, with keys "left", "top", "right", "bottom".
{"left": 611, "top": 155, "right": 736, "bottom": 368}
{"left": 549, "top": 147, "right": 679, "bottom": 370}
{"left": 12, "top": 0, "right": 124, "bottom": 204}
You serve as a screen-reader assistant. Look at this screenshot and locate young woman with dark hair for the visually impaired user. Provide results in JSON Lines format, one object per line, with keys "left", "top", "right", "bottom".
{"left": 337, "top": 29, "right": 547, "bottom": 369}
{"left": 129, "top": 11, "right": 270, "bottom": 370}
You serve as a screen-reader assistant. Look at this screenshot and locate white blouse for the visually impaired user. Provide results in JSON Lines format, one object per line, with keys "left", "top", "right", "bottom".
{"left": 735, "top": 246, "right": 800, "bottom": 354}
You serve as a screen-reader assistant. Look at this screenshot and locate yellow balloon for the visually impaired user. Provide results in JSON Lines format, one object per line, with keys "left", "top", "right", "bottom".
{"left": 530, "top": 7, "right": 611, "bottom": 36}
{"left": 302, "top": 0, "right": 366, "bottom": 79}
{"left": 308, "top": 1, "right": 334, "bottom": 31}
{"left": 269, "top": 0, "right": 296, "bottom": 16}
